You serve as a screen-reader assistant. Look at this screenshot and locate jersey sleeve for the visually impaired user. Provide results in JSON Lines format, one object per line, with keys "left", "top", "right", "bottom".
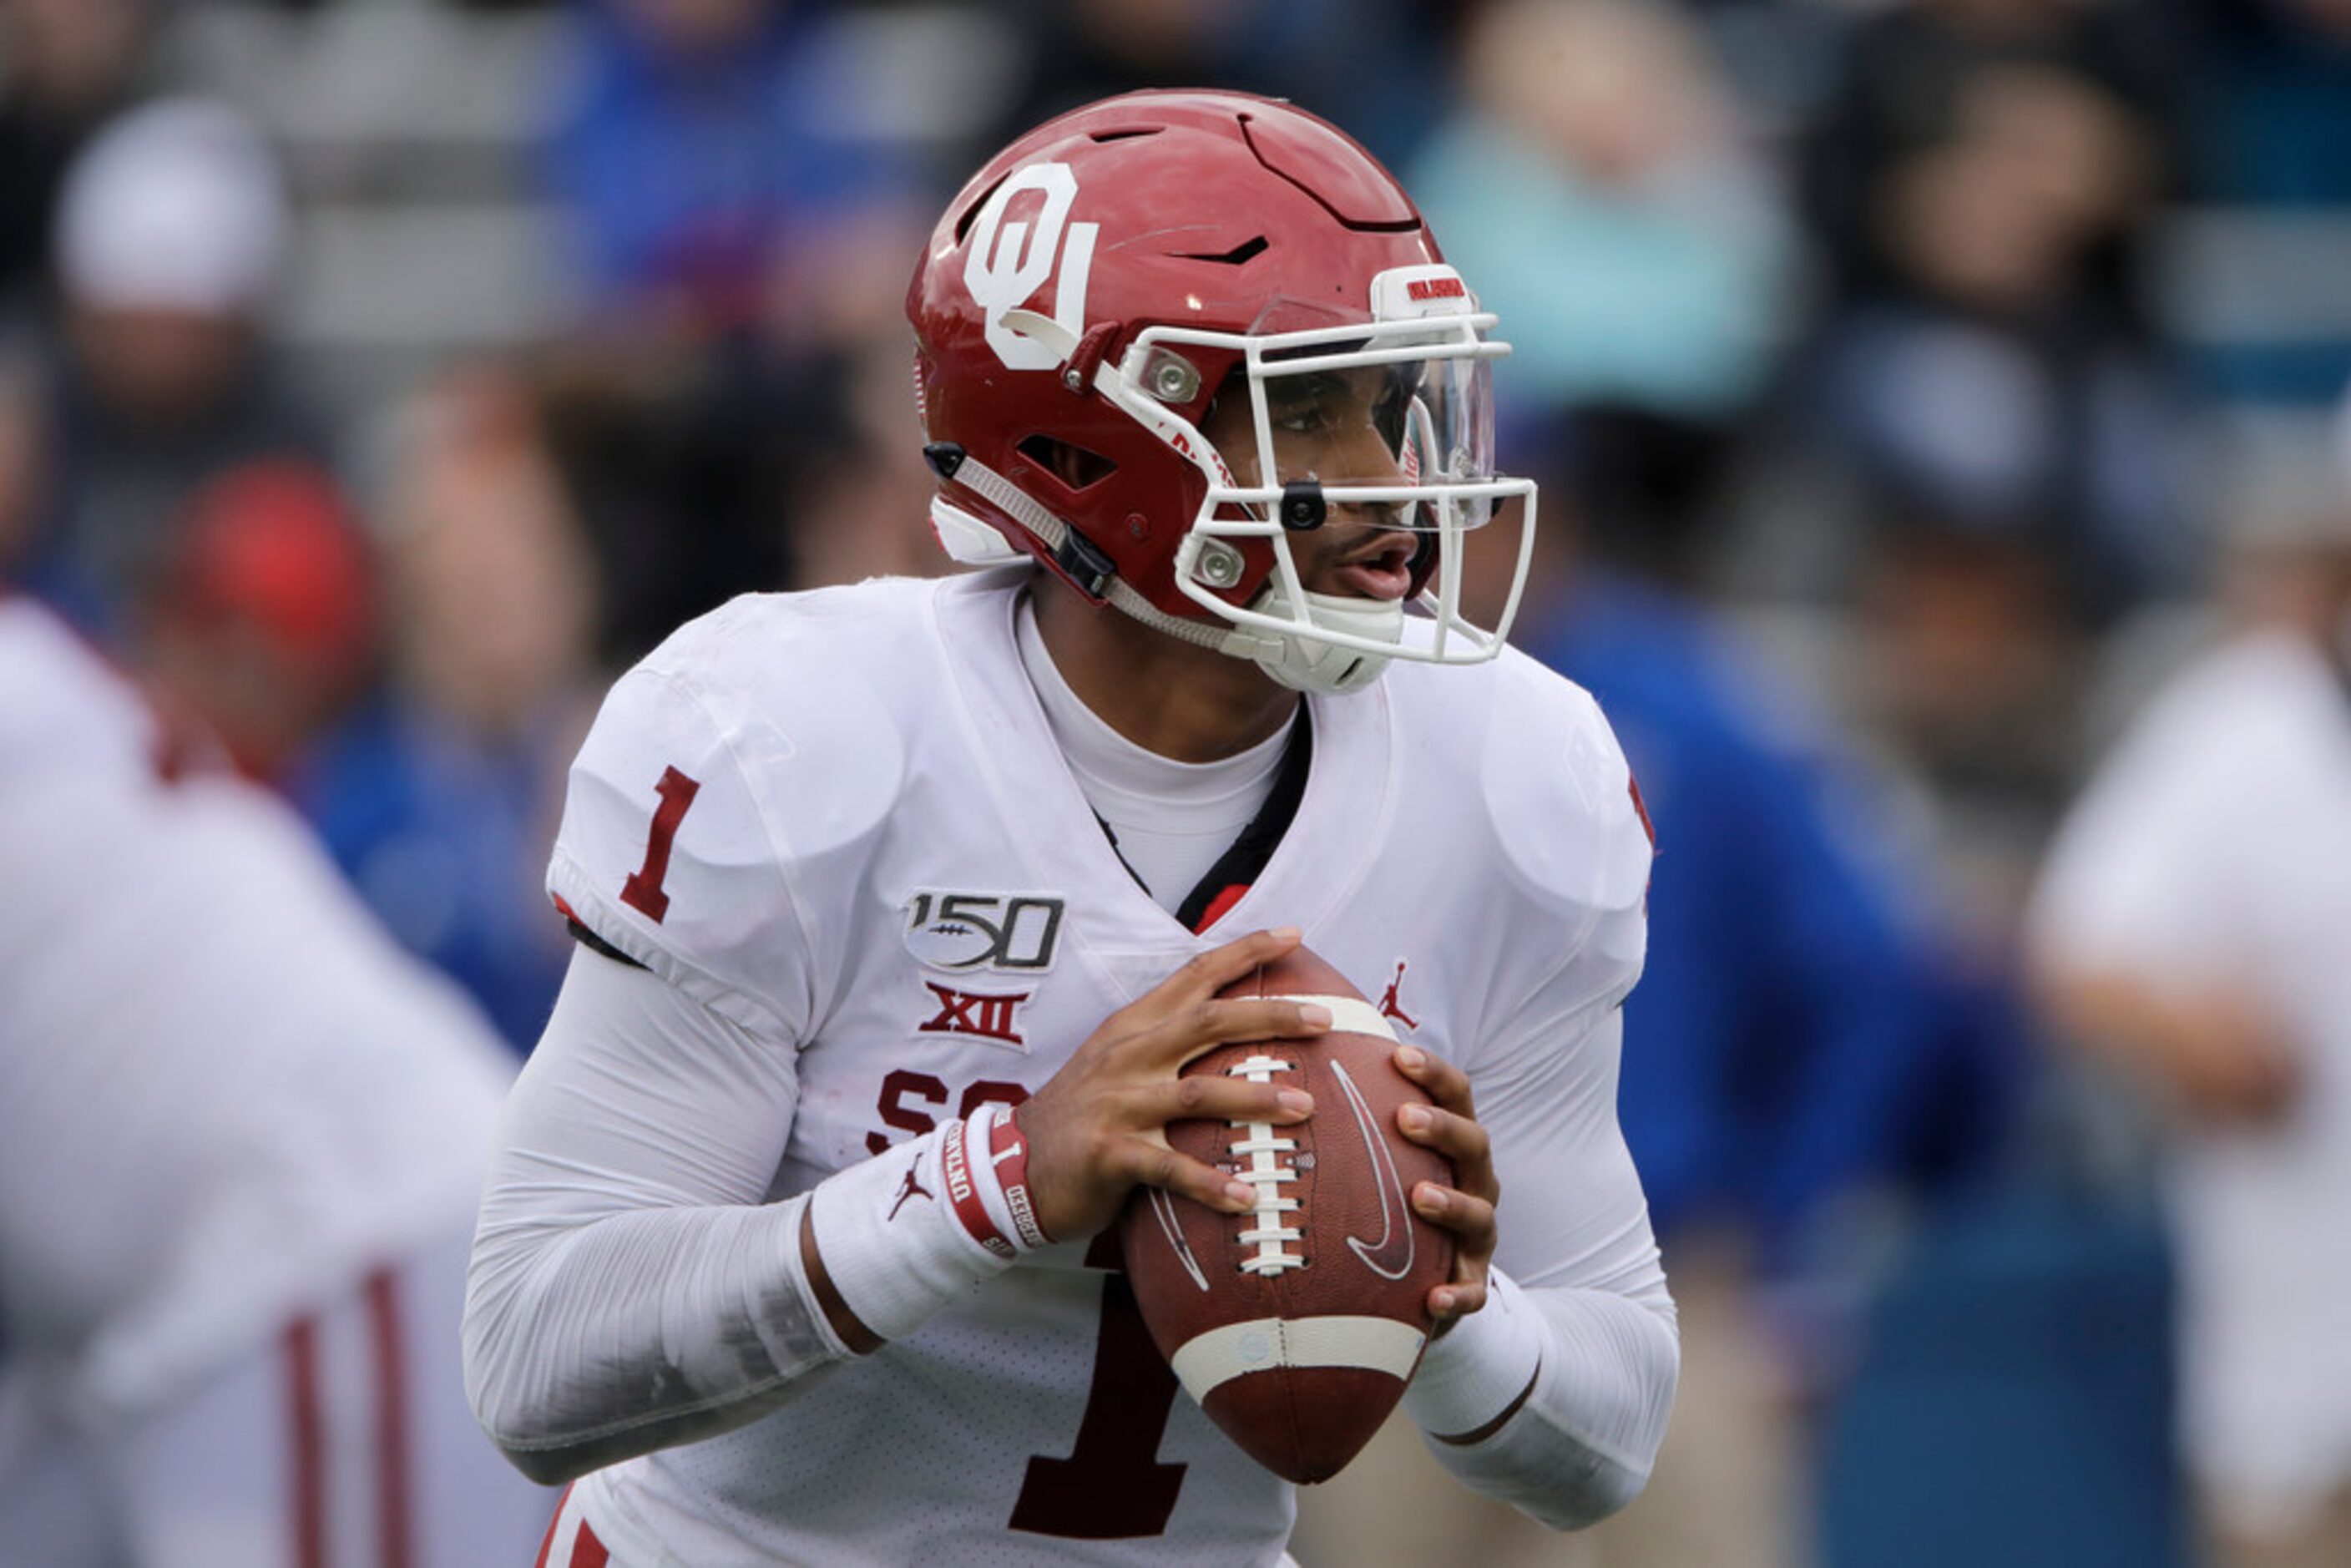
{"left": 1401, "top": 670, "right": 1676, "bottom": 1528}
{"left": 547, "top": 660, "right": 815, "bottom": 1039}
{"left": 1475, "top": 672, "right": 1656, "bottom": 1072}
{"left": 2030, "top": 680, "right": 2241, "bottom": 976}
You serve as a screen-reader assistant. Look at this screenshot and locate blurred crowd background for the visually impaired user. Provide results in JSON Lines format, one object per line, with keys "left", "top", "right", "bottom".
{"left": 3, "top": 0, "right": 2349, "bottom": 1563}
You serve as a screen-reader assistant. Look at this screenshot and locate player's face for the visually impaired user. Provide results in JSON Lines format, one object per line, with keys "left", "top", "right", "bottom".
{"left": 1200, "top": 364, "right": 1423, "bottom": 602}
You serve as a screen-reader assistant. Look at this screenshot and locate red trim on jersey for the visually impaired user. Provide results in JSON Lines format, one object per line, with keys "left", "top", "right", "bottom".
{"left": 569, "top": 1520, "right": 611, "bottom": 1568}
{"left": 551, "top": 893, "right": 581, "bottom": 925}
{"left": 1192, "top": 883, "right": 1248, "bottom": 933}
{"left": 367, "top": 1267, "right": 414, "bottom": 1568}
{"left": 531, "top": 1486, "right": 570, "bottom": 1568}
{"left": 284, "top": 1316, "right": 326, "bottom": 1568}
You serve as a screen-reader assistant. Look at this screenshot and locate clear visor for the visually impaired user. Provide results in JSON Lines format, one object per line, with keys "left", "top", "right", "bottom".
{"left": 1106, "top": 302, "right": 1538, "bottom": 676}
{"left": 1209, "top": 343, "right": 1501, "bottom": 536}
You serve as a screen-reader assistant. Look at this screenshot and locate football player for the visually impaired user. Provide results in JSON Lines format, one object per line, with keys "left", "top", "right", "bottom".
{"left": 468, "top": 90, "right": 1676, "bottom": 1565}
{"left": 0, "top": 596, "right": 558, "bottom": 1564}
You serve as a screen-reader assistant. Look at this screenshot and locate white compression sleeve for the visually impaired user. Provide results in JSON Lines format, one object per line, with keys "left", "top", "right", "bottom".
{"left": 1402, "top": 1008, "right": 1680, "bottom": 1529}
{"left": 463, "top": 950, "right": 1006, "bottom": 1485}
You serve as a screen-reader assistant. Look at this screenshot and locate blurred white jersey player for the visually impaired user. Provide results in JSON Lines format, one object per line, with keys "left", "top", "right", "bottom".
{"left": 0, "top": 597, "right": 557, "bottom": 1565}
{"left": 468, "top": 91, "right": 1678, "bottom": 1565}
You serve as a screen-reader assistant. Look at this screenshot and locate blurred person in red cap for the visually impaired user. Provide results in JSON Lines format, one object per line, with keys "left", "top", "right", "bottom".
{"left": 282, "top": 367, "right": 600, "bottom": 1053}
{"left": 136, "top": 458, "right": 379, "bottom": 783}
{"left": 2030, "top": 406, "right": 2351, "bottom": 1568}
{"left": 0, "top": 593, "right": 558, "bottom": 1564}
{"left": 11, "top": 95, "right": 328, "bottom": 637}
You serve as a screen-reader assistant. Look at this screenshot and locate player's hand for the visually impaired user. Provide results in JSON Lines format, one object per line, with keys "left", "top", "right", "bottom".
{"left": 1014, "top": 926, "right": 1327, "bottom": 1242}
{"left": 2154, "top": 989, "right": 2302, "bottom": 1126}
{"left": 1393, "top": 1044, "right": 1497, "bottom": 1336}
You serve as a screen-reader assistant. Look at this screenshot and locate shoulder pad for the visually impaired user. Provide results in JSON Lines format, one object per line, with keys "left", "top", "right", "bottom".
{"left": 548, "top": 589, "right": 924, "bottom": 1032}
{"left": 1474, "top": 649, "right": 1656, "bottom": 920}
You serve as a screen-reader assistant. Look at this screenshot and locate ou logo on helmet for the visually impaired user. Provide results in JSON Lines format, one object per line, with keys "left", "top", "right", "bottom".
{"left": 963, "top": 162, "right": 1099, "bottom": 372}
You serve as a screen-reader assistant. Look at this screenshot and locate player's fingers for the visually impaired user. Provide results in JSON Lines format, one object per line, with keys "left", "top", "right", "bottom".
{"left": 1140, "top": 997, "right": 1331, "bottom": 1070}
{"left": 1086, "top": 931, "right": 1299, "bottom": 1044}
{"left": 1412, "top": 1183, "right": 1497, "bottom": 1257}
{"left": 1152, "top": 926, "right": 1306, "bottom": 1008}
{"left": 1429, "top": 1276, "right": 1489, "bottom": 1323}
{"left": 1116, "top": 1136, "right": 1260, "bottom": 1215}
{"left": 1135, "top": 1072, "right": 1313, "bottom": 1130}
{"left": 1397, "top": 1100, "right": 1496, "bottom": 1204}
{"left": 1393, "top": 1044, "right": 1475, "bottom": 1119}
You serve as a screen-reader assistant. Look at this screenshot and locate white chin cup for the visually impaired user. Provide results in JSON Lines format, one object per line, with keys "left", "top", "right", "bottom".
{"left": 1246, "top": 574, "right": 1403, "bottom": 695}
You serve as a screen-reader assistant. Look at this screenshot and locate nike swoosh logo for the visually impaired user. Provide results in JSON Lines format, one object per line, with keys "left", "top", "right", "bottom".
{"left": 1147, "top": 1186, "right": 1211, "bottom": 1292}
{"left": 1332, "top": 1060, "right": 1416, "bottom": 1281}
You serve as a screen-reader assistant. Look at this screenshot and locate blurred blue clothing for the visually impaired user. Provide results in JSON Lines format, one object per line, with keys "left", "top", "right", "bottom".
{"left": 544, "top": 1, "right": 912, "bottom": 321}
{"left": 2182, "top": 13, "right": 2351, "bottom": 403}
{"left": 1526, "top": 575, "right": 1995, "bottom": 1253}
{"left": 1408, "top": 116, "right": 1790, "bottom": 423}
{"left": 2194, "top": 14, "right": 2351, "bottom": 207}
{"left": 284, "top": 698, "right": 571, "bottom": 1055}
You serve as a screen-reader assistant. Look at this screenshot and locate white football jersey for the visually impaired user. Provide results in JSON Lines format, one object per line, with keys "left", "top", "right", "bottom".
{"left": 0, "top": 599, "right": 518, "bottom": 1424}
{"left": 538, "top": 569, "right": 1658, "bottom": 1565}
{"left": 0, "top": 596, "right": 158, "bottom": 785}
{"left": 2033, "top": 630, "right": 2351, "bottom": 1510}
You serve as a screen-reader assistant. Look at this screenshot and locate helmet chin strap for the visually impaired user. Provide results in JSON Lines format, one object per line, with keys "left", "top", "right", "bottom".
{"left": 927, "top": 434, "right": 1401, "bottom": 695}
{"left": 1245, "top": 574, "right": 1401, "bottom": 696}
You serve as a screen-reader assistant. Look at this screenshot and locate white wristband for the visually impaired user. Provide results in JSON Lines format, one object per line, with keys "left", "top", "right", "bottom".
{"left": 805, "top": 1123, "right": 1014, "bottom": 1344}
{"left": 1403, "top": 1267, "right": 1547, "bottom": 1441}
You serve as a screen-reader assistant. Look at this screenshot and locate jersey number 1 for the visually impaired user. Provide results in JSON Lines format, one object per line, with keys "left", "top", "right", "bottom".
{"left": 1009, "top": 1247, "right": 1186, "bottom": 1539}
{"left": 620, "top": 766, "right": 700, "bottom": 923}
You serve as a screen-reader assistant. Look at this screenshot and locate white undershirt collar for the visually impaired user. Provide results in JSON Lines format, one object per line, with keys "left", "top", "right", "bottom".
{"left": 1014, "top": 594, "right": 1294, "bottom": 910}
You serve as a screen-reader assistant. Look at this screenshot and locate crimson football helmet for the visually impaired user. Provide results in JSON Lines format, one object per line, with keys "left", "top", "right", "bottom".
{"left": 906, "top": 89, "right": 1535, "bottom": 695}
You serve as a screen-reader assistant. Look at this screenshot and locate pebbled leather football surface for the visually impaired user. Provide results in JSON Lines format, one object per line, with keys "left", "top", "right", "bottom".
{"left": 1117, "top": 944, "right": 1454, "bottom": 1484}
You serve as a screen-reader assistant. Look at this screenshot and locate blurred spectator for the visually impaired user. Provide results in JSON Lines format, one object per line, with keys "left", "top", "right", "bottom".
{"left": 1853, "top": 493, "right": 2086, "bottom": 944}
{"left": 2184, "top": 0, "right": 2351, "bottom": 402}
{"left": 536, "top": 0, "right": 925, "bottom": 660}
{"left": 978, "top": 0, "right": 1460, "bottom": 172}
{"left": 1521, "top": 507, "right": 2008, "bottom": 1568}
{"left": 12, "top": 97, "right": 328, "bottom": 637}
{"left": 0, "top": 0, "right": 149, "bottom": 320}
{"left": 543, "top": 0, "right": 915, "bottom": 341}
{"left": 0, "top": 595, "right": 556, "bottom": 1563}
{"left": 2192, "top": 0, "right": 2351, "bottom": 207}
{"left": 1408, "top": 0, "right": 1794, "bottom": 579}
{"left": 983, "top": 0, "right": 1280, "bottom": 154}
{"left": 134, "top": 459, "right": 379, "bottom": 782}
{"left": 1802, "top": 0, "right": 2188, "bottom": 611}
{"left": 286, "top": 367, "right": 599, "bottom": 1053}
{"left": 783, "top": 330, "right": 953, "bottom": 591}
{"left": 1296, "top": 495, "right": 2010, "bottom": 1568}
{"left": 0, "top": 361, "right": 43, "bottom": 570}
{"left": 2030, "top": 420, "right": 2351, "bottom": 1567}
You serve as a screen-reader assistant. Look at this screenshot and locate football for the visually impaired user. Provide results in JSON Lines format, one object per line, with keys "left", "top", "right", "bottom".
{"left": 1118, "top": 943, "right": 1454, "bottom": 1484}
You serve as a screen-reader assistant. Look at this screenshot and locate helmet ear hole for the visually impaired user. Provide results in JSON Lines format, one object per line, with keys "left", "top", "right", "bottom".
{"left": 1015, "top": 434, "right": 1118, "bottom": 494}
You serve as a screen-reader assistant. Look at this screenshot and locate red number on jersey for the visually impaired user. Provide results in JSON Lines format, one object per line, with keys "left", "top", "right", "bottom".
{"left": 1009, "top": 1239, "right": 1186, "bottom": 1539}
{"left": 619, "top": 766, "right": 700, "bottom": 923}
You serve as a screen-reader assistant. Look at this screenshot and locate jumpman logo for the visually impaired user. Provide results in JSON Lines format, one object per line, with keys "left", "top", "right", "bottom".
{"left": 1378, "top": 959, "right": 1420, "bottom": 1031}
{"left": 887, "top": 1161, "right": 933, "bottom": 1221}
